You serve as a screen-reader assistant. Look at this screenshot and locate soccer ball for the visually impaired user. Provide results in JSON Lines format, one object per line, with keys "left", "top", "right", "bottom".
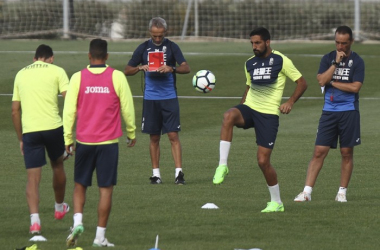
{"left": 192, "top": 70, "right": 216, "bottom": 93}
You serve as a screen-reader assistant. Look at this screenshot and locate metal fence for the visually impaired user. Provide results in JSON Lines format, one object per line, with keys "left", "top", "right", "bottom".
{"left": 0, "top": 0, "right": 379, "bottom": 41}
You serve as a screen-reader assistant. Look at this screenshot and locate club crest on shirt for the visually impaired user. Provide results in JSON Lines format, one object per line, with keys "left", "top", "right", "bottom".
{"left": 163, "top": 46, "right": 167, "bottom": 53}
{"left": 269, "top": 57, "right": 274, "bottom": 65}
{"left": 348, "top": 60, "right": 353, "bottom": 67}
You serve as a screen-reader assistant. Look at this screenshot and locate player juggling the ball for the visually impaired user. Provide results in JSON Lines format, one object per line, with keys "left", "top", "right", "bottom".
{"left": 212, "top": 27, "right": 307, "bottom": 212}
{"left": 64, "top": 39, "right": 136, "bottom": 247}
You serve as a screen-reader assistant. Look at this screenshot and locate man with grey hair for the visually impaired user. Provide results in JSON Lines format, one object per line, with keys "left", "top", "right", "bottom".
{"left": 149, "top": 16, "right": 167, "bottom": 33}
{"left": 125, "top": 17, "right": 190, "bottom": 185}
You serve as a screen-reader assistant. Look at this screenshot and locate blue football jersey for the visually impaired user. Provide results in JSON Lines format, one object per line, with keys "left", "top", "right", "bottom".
{"left": 128, "top": 38, "right": 187, "bottom": 100}
{"left": 318, "top": 51, "right": 365, "bottom": 111}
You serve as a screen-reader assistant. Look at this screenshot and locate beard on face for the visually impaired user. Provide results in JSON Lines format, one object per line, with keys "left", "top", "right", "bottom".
{"left": 253, "top": 46, "right": 267, "bottom": 57}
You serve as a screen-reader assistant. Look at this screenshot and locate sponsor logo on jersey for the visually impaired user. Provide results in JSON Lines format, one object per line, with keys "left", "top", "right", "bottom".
{"left": 84, "top": 86, "right": 110, "bottom": 94}
{"left": 252, "top": 67, "right": 272, "bottom": 80}
{"left": 333, "top": 68, "right": 351, "bottom": 81}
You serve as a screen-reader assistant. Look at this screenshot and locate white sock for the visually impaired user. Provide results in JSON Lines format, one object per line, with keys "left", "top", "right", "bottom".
{"left": 73, "top": 213, "right": 83, "bottom": 228}
{"left": 219, "top": 140, "right": 231, "bottom": 166}
{"left": 30, "top": 213, "right": 40, "bottom": 225}
{"left": 175, "top": 168, "right": 182, "bottom": 178}
{"left": 153, "top": 168, "right": 161, "bottom": 178}
{"left": 96, "top": 226, "right": 106, "bottom": 241}
{"left": 338, "top": 187, "right": 347, "bottom": 195}
{"left": 55, "top": 202, "right": 64, "bottom": 212}
{"left": 268, "top": 184, "right": 282, "bottom": 204}
{"left": 303, "top": 186, "right": 313, "bottom": 194}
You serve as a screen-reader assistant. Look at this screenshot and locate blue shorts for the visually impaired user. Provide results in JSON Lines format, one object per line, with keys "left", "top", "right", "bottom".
{"left": 315, "top": 110, "right": 361, "bottom": 149}
{"left": 142, "top": 98, "right": 181, "bottom": 135}
{"left": 23, "top": 126, "right": 65, "bottom": 169}
{"left": 235, "top": 104, "right": 279, "bottom": 149}
{"left": 74, "top": 142, "right": 119, "bottom": 187}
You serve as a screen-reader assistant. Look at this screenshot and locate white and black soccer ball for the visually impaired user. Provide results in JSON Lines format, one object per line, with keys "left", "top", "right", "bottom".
{"left": 192, "top": 70, "right": 216, "bottom": 93}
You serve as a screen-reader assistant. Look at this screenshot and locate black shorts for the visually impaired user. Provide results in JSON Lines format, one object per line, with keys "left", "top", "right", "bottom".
{"left": 74, "top": 142, "right": 119, "bottom": 187}
{"left": 142, "top": 98, "right": 181, "bottom": 135}
{"left": 235, "top": 104, "right": 279, "bottom": 149}
{"left": 315, "top": 110, "right": 361, "bottom": 148}
{"left": 23, "top": 126, "right": 65, "bottom": 169}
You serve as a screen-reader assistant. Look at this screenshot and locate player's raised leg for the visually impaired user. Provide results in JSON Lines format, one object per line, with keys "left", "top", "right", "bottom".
{"left": 50, "top": 155, "right": 70, "bottom": 219}
{"left": 213, "top": 107, "right": 244, "bottom": 185}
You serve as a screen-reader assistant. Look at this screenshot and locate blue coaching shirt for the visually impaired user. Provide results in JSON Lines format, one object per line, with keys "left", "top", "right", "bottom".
{"left": 318, "top": 51, "right": 365, "bottom": 111}
{"left": 127, "top": 38, "right": 187, "bottom": 100}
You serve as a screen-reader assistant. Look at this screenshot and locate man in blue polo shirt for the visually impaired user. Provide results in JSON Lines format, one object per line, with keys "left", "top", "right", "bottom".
{"left": 294, "top": 25, "right": 365, "bottom": 203}
{"left": 125, "top": 17, "right": 190, "bottom": 185}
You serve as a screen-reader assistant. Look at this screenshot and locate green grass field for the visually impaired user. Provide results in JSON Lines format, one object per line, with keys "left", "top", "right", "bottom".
{"left": 0, "top": 40, "right": 379, "bottom": 250}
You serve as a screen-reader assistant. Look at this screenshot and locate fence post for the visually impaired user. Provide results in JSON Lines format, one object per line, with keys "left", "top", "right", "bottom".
{"left": 354, "top": 0, "right": 360, "bottom": 41}
{"left": 63, "top": 0, "right": 69, "bottom": 39}
{"left": 181, "top": 0, "right": 193, "bottom": 40}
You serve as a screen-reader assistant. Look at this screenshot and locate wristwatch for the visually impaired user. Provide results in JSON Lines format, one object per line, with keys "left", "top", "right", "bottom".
{"left": 172, "top": 66, "right": 176, "bottom": 73}
{"left": 331, "top": 60, "right": 339, "bottom": 66}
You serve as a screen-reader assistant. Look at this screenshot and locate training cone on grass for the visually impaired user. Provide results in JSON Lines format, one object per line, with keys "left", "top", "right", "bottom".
{"left": 201, "top": 203, "right": 219, "bottom": 209}
{"left": 29, "top": 236, "right": 47, "bottom": 242}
